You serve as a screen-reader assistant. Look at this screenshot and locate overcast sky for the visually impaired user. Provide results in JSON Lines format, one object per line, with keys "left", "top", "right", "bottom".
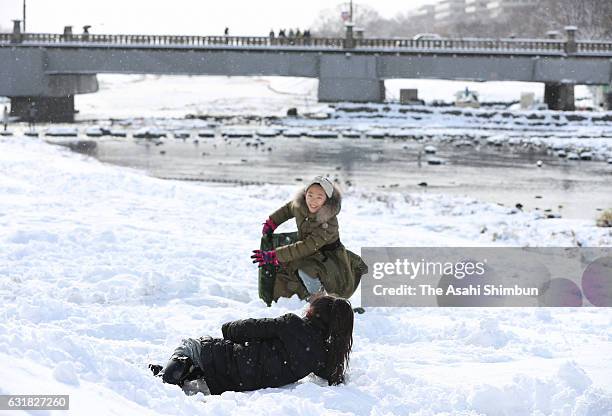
{"left": 1, "top": 0, "right": 437, "bottom": 35}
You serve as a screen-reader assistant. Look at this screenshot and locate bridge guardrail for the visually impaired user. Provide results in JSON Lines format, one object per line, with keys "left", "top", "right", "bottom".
{"left": 0, "top": 33, "right": 345, "bottom": 48}
{"left": 1, "top": 33, "right": 611, "bottom": 56}
{"left": 355, "top": 37, "right": 566, "bottom": 53}
{"left": 577, "top": 40, "right": 612, "bottom": 53}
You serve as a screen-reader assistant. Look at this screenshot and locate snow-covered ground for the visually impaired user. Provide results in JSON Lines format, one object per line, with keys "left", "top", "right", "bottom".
{"left": 1, "top": 134, "right": 611, "bottom": 415}
{"left": 73, "top": 75, "right": 599, "bottom": 120}
{"left": 76, "top": 75, "right": 322, "bottom": 119}
{"left": 385, "top": 79, "right": 596, "bottom": 107}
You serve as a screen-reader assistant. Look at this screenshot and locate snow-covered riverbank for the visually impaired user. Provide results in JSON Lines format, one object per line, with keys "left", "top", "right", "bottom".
{"left": 1, "top": 135, "right": 611, "bottom": 415}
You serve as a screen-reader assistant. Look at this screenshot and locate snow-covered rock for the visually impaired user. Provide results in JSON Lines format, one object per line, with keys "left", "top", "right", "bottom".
{"left": 46, "top": 127, "right": 78, "bottom": 137}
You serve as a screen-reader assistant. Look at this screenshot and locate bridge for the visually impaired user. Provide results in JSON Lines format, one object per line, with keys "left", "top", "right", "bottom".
{"left": 1, "top": 23, "right": 611, "bottom": 121}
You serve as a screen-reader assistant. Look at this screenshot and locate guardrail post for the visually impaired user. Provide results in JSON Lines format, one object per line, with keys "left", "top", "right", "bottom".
{"left": 344, "top": 22, "right": 355, "bottom": 49}
{"left": 11, "top": 20, "right": 22, "bottom": 43}
{"left": 62, "top": 26, "right": 73, "bottom": 41}
{"left": 564, "top": 26, "right": 577, "bottom": 54}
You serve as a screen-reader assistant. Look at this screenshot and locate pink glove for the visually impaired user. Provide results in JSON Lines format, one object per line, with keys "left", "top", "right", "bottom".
{"left": 251, "top": 249, "right": 279, "bottom": 267}
{"left": 261, "top": 218, "right": 278, "bottom": 236}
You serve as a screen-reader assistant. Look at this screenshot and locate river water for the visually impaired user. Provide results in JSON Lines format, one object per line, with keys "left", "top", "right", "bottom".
{"left": 60, "top": 133, "right": 612, "bottom": 221}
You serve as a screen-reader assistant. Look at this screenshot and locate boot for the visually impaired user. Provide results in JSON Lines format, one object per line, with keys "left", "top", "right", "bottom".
{"left": 159, "top": 356, "right": 197, "bottom": 386}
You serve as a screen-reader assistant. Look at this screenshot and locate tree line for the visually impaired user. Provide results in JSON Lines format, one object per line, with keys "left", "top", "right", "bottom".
{"left": 312, "top": 0, "right": 612, "bottom": 40}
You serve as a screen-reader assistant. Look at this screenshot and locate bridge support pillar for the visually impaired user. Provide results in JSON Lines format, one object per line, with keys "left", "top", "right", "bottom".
{"left": 544, "top": 82, "right": 574, "bottom": 111}
{"left": 10, "top": 96, "right": 76, "bottom": 122}
{"left": 317, "top": 55, "right": 384, "bottom": 103}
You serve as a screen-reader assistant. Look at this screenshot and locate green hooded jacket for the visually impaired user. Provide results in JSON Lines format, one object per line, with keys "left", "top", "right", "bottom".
{"left": 268, "top": 183, "right": 367, "bottom": 298}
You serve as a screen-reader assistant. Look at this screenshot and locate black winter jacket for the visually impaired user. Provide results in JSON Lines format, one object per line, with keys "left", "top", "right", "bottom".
{"left": 196, "top": 313, "right": 330, "bottom": 394}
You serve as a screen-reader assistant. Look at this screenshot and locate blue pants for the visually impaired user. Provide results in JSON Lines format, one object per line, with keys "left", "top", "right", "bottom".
{"left": 298, "top": 269, "right": 323, "bottom": 294}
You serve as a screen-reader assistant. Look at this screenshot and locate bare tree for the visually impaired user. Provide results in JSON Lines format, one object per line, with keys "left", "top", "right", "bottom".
{"left": 390, "top": 12, "right": 437, "bottom": 38}
{"left": 312, "top": 1, "right": 611, "bottom": 40}
{"left": 532, "top": 0, "right": 612, "bottom": 39}
{"left": 452, "top": 6, "right": 543, "bottom": 38}
{"left": 312, "top": 3, "right": 386, "bottom": 37}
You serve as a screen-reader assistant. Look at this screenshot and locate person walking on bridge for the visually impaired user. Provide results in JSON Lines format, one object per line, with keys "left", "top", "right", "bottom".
{"left": 269, "top": 29, "right": 275, "bottom": 46}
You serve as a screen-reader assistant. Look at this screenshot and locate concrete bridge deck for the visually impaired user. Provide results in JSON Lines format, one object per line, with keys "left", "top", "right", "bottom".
{"left": 1, "top": 30, "right": 611, "bottom": 121}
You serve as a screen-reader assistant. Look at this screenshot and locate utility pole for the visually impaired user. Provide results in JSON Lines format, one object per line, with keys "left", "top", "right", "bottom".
{"left": 23, "top": 0, "right": 26, "bottom": 32}
{"left": 350, "top": 0, "right": 353, "bottom": 24}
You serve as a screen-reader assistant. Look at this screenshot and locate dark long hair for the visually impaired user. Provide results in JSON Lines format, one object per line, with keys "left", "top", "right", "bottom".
{"left": 305, "top": 294, "right": 354, "bottom": 385}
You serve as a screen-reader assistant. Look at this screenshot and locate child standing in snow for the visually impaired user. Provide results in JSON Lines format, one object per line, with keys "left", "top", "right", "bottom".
{"left": 150, "top": 294, "right": 354, "bottom": 394}
{"left": 251, "top": 176, "right": 368, "bottom": 302}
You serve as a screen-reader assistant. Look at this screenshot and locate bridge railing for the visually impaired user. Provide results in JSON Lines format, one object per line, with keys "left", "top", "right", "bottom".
{"left": 355, "top": 37, "right": 567, "bottom": 53}
{"left": 577, "top": 40, "right": 612, "bottom": 53}
{"left": 1, "top": 32, "right": 611, "bottom": 55}
{"left": 0, "top": 32, "right": 345, "bottom": 48}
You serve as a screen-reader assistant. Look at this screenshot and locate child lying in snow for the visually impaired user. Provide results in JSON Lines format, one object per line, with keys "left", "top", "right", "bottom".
{"left": 149, "top": 295, "right": 354, "bottom": 395}
{"left": 251, "top": 176, "right": 368, "bottom": 302}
